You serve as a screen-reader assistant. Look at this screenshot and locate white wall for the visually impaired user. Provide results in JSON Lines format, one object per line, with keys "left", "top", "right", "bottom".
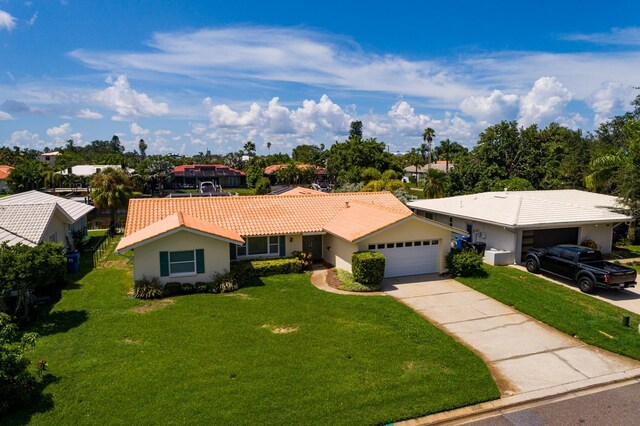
{"left": 133, "top": 230, "right": 232, "bottom": 284}
{"left": 323, "top": 233, "right": 357, "bottom": 272}
{"left": 579, "top": 224, "right": 615, "bottom": 253}
{"left": 43, "top": 210, "right": 69, "bottom": 245}
{"left": 433, "top": 213, "right": 517, "bottom": 253}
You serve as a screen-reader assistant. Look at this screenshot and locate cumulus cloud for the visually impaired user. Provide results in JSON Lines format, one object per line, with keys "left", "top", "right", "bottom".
{"left": 0, "top": 10, "right": 16, "bottom": 31}
{"left": 130, "top": 122, "right": 150, "bottom": 136}
{"left": 562, "top": 27, "right": 640, "bottom": 46}
{"left": 76, "top": 108, "right": 103, "bottom": 119}
{"left": 0, "top": 111, "right": 13, "bottom": 120}
{"left": 518, "top": 77, "right": 573, "bottom": 127}
{"left": 590, "top": 81, "right": 629, "bottom": 126}
{"left": 460, "top": 90, "right": 519, "bottom": 123}
{"left": 93, "top": 75, "right": 170, "bottom": 121}
{"left": 6, "top": 130, "right": 43, "bottom": 148}
{"left": 46, "top": 123, "right": 71, "bottom": 139}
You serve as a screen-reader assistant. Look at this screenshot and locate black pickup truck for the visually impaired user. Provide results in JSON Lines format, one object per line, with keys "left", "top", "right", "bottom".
{"left": 525, "top": 245, "right": 637, "bottom": 293}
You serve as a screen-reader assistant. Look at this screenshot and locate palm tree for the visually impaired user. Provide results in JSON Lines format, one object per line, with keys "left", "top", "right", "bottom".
{"left": 266, "top": 141, "right": 272, "bottom": 156}
{"left": 407, "top": 148, "right": 424, "bottom": 182}
{"left": 422, "top": 169, "right": 447, "bottom": 199}
{"left": 437, "top": 139, "right": 453, "bottom": 172}
{"left": 422, "top": 128, "right": 436, "bottom": 171}
{"left": 91, "top": 167, "right": 133, "bottom": 234}
{"left": 243, "top": 140, "right": 256, "bottom": 158}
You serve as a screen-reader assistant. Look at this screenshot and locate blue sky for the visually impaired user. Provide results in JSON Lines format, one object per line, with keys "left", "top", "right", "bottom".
{"left": 1, "top": 1, "right": 640, "bottom": 155}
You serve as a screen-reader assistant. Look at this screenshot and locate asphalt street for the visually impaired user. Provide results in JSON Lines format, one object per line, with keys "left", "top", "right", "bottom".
{"left": 465, "top": 382, "right": 640, "bottom": 426}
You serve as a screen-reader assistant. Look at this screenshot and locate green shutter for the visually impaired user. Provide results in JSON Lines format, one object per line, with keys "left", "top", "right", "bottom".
{"left": 196, "top": 249, "right": 205, "bottom": 274}
{"left": 159, "top": 251, "right": 169, "bottom": 277}
{"left": 279, "top": 235, "right": 286, "bottom": 257}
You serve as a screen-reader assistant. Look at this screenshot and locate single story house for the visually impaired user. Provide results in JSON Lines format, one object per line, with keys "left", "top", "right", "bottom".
{"left": 116, "top": 192, "right": 464, "bottom": 284}
{"left": 264, "top": 164, "right": 328, "bottom": 185}
{"left": 0, "top": 190, "right": 94, "bottom": 248}
{"left": 404, "top": 161, "right": 452, "bottom": 180}
{"left": 269, "top": 186, "right": 328, "bottom": 196}
{"left": 0, "top": 165, "right": 13, "bottom": 193}
{"left": 409, "top": 190, "right": 632, "bottom": 263}
{"left": 38, "top": 151, "right": 61, "bottom": 167}
{"left": 172, "top": 164, "right": 246, "bottom": 188}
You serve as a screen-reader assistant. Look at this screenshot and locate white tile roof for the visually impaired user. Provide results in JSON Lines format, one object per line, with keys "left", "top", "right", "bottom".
{"left": 0, "top": 227, "right": 35, "bottom": 246}
{"left": 57, "top": 165, "right": 133, "bottom": 177}
{"left": 0, "top": 190, "right": 94, "bottom": 221}
{"left": 408, "top": 190, "right": 632, "bottom": 228}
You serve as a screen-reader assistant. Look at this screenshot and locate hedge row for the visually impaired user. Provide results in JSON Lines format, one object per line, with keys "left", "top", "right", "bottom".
{"left": 352, "top": 251, "right": 385, "bottom": 286}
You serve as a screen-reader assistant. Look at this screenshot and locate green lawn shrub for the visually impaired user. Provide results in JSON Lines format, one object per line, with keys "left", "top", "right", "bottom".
{"left": 232, "top": 258, "right": 305, "bottom": 278}
{"left": 580, "top": 239, "right": 600, "bottom": 250}
{"left": 209, "top": 273, "right": 241, "bottom": 293}
{"left": 352, "top": 251, "right": 385, "bottom": 286}
{"left": 254, "top": 177, "right": 271, "bottom": 195}
{"left": 291, "top": 251, "right": 313, "bottom": 268}
{"left": 445, "top": 249, "right": 485, "bottom": 277}
{"left": 133, "top": 277, "right": 164, "bottom": 299}
{"left": 163, "top": 282, "right": 182, "bottom": 296}
{"left": 336, "top": 269, "right": 380, "bottom": 292}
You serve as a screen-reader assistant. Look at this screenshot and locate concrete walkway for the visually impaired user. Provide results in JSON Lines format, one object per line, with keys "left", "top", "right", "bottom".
{"left": 382, "top": 274, "right": 640, "bottom": 398}
{"left": 510, "top": 264, "right": 640, "bottom": 315}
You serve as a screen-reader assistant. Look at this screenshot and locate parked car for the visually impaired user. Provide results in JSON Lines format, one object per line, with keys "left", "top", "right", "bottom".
{"left": 525, "top": 245, "right": 637, "bottom": 293}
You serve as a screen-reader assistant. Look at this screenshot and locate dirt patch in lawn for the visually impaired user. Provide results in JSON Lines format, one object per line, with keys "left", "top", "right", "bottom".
{"left": 222, "top": 292, "right": 255, "bottom": 299}
{"left": 131, "top": 298, "right": 175, "bottom": 314}
{"left": 121, "top": 337, "right": 142, "bottom": 345}
{"left": 261, "top": 324, "right": 299, "bottom": 334}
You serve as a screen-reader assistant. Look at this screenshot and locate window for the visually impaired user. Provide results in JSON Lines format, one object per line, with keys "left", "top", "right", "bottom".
{"left": 49, "top": 232, "right": 57, "bottom": 242}
{"left": 423, "top": 241, "right": 431, "bottom": 245}
{"left": 170, "top": 250, "right": 196, "bottom": 275}
{"left": 237, "top": 236, "right": 280, "bottom": 257}
{"left": 396, "top": 242, "right": 404, "bottom": 248}
{"left": 431, "top": 240, "right": 439, "bottom": 245}
{"left": 386, "top": 243, "right": 394, "bottom": 249}
{"left": 414, "top": 241, "right": 422, "bottom": 246}
{"left": 449, "top": 217, "right": 453, "bottom": 226}
{"left": 377, "top": 244, "right": 385, "bottom": 249}
{"left": 368, "top": 244, "right": 376, "bottom": 250}
{"left": 405, "top": 242, "right": 413, "bottom": 247}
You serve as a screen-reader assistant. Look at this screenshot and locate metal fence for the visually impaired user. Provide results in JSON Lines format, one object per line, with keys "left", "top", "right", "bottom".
{"left": 87, "top": 225, "right": 117, "bottom": 267}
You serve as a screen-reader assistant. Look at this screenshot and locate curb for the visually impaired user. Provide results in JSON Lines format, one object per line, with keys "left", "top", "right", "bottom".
{"left": 395, "top": 369, "right": 640, "bottom": 425}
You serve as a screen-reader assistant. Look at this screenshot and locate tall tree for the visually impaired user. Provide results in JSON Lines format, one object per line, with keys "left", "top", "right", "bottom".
{"left": 349, "top": 120, "right": 363, "bottom": 140}
{"left": 138, "top": 139, "right": 148, "bottom": 159}
{"left": 243, "top": 141, "right": 256, "bottom": 158}
{"left": 5, "top": 160, "right": 46, "bottom": 193}
{"left": 422, "top": 169, "right": 447, "bottom": 199}
{"left": 90, "top": 167, "right": 133, "bottom": 232}
{"left": 422, "top": 127, "right": 436, "bottom": 170}
{"left": 266, "top": 141, "right": 272, "bottom": 156}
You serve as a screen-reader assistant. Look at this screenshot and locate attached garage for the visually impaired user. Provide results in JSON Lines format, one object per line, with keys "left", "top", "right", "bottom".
{"left": 369, "top": 239, "right": 440, "bottom": 278}
{"left": 520, "top": 227, "right": 579, "bottom": 261}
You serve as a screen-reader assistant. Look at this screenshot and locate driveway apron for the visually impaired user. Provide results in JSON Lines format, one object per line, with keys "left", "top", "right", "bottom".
{"left": 383, "top": 274, "right": 640, "bottom": 397}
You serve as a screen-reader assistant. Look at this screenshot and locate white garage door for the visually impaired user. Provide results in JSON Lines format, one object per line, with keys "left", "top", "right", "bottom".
{"left": 369, "top": 240, "right": 440, "bottom": 278}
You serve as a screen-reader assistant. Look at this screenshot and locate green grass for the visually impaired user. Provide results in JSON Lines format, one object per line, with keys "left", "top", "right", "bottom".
{"left": 7, "top": 263, "right": 499, "bottom": 425}
{"left": 231, "top": 187, "right": 257, "bottom": 196}
{"left": 336, "top": 269, "right": 380, "bottom": 292}
{"left": 457, "top": 265, "right": 640, "bottom": 360}
{"left": 613, "top": 245, "right": 640, "bottom": 259}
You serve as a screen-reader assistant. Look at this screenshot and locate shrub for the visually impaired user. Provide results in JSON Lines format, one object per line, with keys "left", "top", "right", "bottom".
{"left": 254, "top": 177, "right": 271, "bottom": 195}
{"left": 232, "top": 258, "right": 305, "bottom": 277}
{"left": 195, "top": 282, "right": 209, "bottom": 293}
{"left": 163, "top": 282, "right": 182, "bottom": 296}
{"left": 0, "top": 312, "right": 41, "bottom": 414}
{"left": 208, "top": 273, "right": 240, "bottom": 294}
{"left": 180, "top": 283, "right": 195, "bottom": 294}
{"left": 336, "top": 269, "right": 379, "bottom": 292}
{"left": 291, "top": 251, "right": 313, "bottom": 269}
{"left": 581, "top": 239, "right": 600, "bottom": 250}
{"left": 352, "top": 251, "right": 385, "bottom": 286}
{"left": 445, "top": 248, "right": 484, "bottom": 277}
{"left": 381, "top": 169, "right": 399, "bottom": 180}
{"left": 133, "top": 277, "right": 164, "bottom": 299}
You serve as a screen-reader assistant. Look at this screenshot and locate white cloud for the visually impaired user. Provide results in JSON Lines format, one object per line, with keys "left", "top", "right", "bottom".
{"left": 93, "top": 75, "right": 170, "bottom": 121}
{"left": 0, "top": 111, "right": 13, "bottom": 120}
{"left": 155, "top": 129, "right": 171, "bottom": 135}
{"left": 6, "top": 130, "right": 43, "bottom": 148}
{"left": 590, "top": 81, "right": 629, "bottom": 126}
{"left": 130, "top": 122, "right": 150, "bottom": 136}
{"left": 46, "top": 122, "right": 71, "bottom": 138}
{"left": 27, "top": 11, "right": 38, "bottom": 26}
{"left": 562, "top": 27, "right": 640, "bottom": 46}
{"left": 460, "top": 90, "right": 519, "bottom": 123}
{"left": 76, "top": 108, "right": 103, "bottom": 119}
{"left": 518, "top": 77, "right": 573, "bottom": 127}
{"left": 0, "top": 10, "right": 16, "bottom": 31}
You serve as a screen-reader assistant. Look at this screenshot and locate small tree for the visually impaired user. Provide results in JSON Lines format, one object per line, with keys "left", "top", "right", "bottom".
{"left": 91, "top": 167, "right": 133, "bottom": 232}
{"left": 255, "top": 177, "right": 271, "bottom": 195}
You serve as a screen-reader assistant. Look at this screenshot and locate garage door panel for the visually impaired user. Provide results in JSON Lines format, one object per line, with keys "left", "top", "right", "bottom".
{"left": 374, "top": 243, "right": 440, "bottom": 278}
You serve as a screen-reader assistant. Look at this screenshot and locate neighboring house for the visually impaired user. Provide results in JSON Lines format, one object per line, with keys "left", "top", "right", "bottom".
{"left": 264, "top": 164, "right": 328, "bottom": 184}
{"left": 57, "top": 165, "right": 134, "bottom": 177}
{"left": 115, "top": 192, "right": 464, "bottom": 284}
{"left": 409, "top": 190, "right": 631, "bottom": 263}
{"left": 172, "top": 164, "right": 246, "bottom": 188}
{"left": 0, "top": 165, "right": 13, "bottom": 193}
{"left": 404, "top": 161, "right": 452, "bottom": 181}
{"left": 0, "top": 190, "right": 94, "bottom": 248}
{"left": 38, "top": 151, "right": 61, "bottom": 167}
{"left": 269, "top": 186, "right": 328, "bottom": 196}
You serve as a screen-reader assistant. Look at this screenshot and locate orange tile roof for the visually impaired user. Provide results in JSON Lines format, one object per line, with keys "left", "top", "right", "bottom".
{"left": 323, "top": 201, "right": 411, "bottom": 242}
{"left": 124, "top": 192, "right": 410, "bottom": 242}
{"left": 116, "top": 211, "right": 244, "bottom": 252}
{"left": 275, "top": 186, "right": 328, "bottom": 196}
{"left": 0, "top": 165, "right": 13, "bottom": 180}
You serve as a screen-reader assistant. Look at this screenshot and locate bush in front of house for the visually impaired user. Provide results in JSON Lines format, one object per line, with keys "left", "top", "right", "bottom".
{"left": 208, "top": 273, "right": 241, "bottom": 294}
{"left": 336, "top": 269, "right": 380, "bottom": 292}
{"left": 352, "top": 251, "right": 385, "bottom": 286}
{"left": 133, "top": 277, "right": 164, "bottom": 299}
{"left": 445, "top": 248, "right": 485, "bottom": 277}
{"left": 581, "top": 239, "right": 600, "bottom": 250}
{"left": 232, "top": 258, "right": 305, "bottom": 278}
{"left": 291, "top": 251, "right": 313, "bottom": 269}
{"left": 163, "top": 282, "right": 182, "bottom": 296}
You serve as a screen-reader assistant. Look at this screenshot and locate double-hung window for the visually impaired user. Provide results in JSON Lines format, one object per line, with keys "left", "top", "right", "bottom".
{"left": 160, "top": 249, "right": 204, "bottom": 277}
{"left": 236, "top": 236, "right": 280, "bottom": 258}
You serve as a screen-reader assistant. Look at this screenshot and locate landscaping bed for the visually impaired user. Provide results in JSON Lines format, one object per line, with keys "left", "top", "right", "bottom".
{"left": 6, "top": 262, "right": 499, "bottom": 425}
{"left": 457, "top": 265, "right": 640, "bottom": 360}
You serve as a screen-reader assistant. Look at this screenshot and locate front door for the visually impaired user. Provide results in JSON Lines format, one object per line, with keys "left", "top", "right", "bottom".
{"left": 302, "top": 235, "right": 323, "bottom": 261}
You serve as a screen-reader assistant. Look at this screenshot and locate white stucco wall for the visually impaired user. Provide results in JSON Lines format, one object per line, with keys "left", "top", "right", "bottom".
{"left": 323, "top": 233, "right": 357, "bottom": 272}
{"left": 433, "top": 213, "right": 517, "bottom": 253}
{"left": 287, "top": 234, "right": 303, "bottom": 255}
{"left": 133, "top": 230, "right": 232, "bottom": 284}
{"left": 43, "top": 210, "right": 69, "bottom": 244}
{"left": 579, "top": 224, "right": 615, "bottom": 253}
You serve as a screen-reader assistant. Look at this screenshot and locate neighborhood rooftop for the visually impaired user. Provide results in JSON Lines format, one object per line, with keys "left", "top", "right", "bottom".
{"left": 409, "top": 190, "right": 632, "bottom": 228}
{"left": 0, "top": 190, "right": 94, "bottom": 221}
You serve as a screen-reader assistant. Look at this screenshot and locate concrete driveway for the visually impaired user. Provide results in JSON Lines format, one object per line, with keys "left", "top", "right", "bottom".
{"left": 382, "top": 274, "right": 640, "bottom": 397}
{"left": 510, "top": 264, "right": 640, "bottom": 315}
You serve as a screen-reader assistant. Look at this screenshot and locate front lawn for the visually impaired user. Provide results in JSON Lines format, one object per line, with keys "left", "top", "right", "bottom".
{"left": 457, "top": 265, "right": 640, "bottom": 360}
{"left": 613, "top": 244, "right": 640, "bottom": 259}
{"left": 7, "top": 264, "right": 498, "bottom": 424}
